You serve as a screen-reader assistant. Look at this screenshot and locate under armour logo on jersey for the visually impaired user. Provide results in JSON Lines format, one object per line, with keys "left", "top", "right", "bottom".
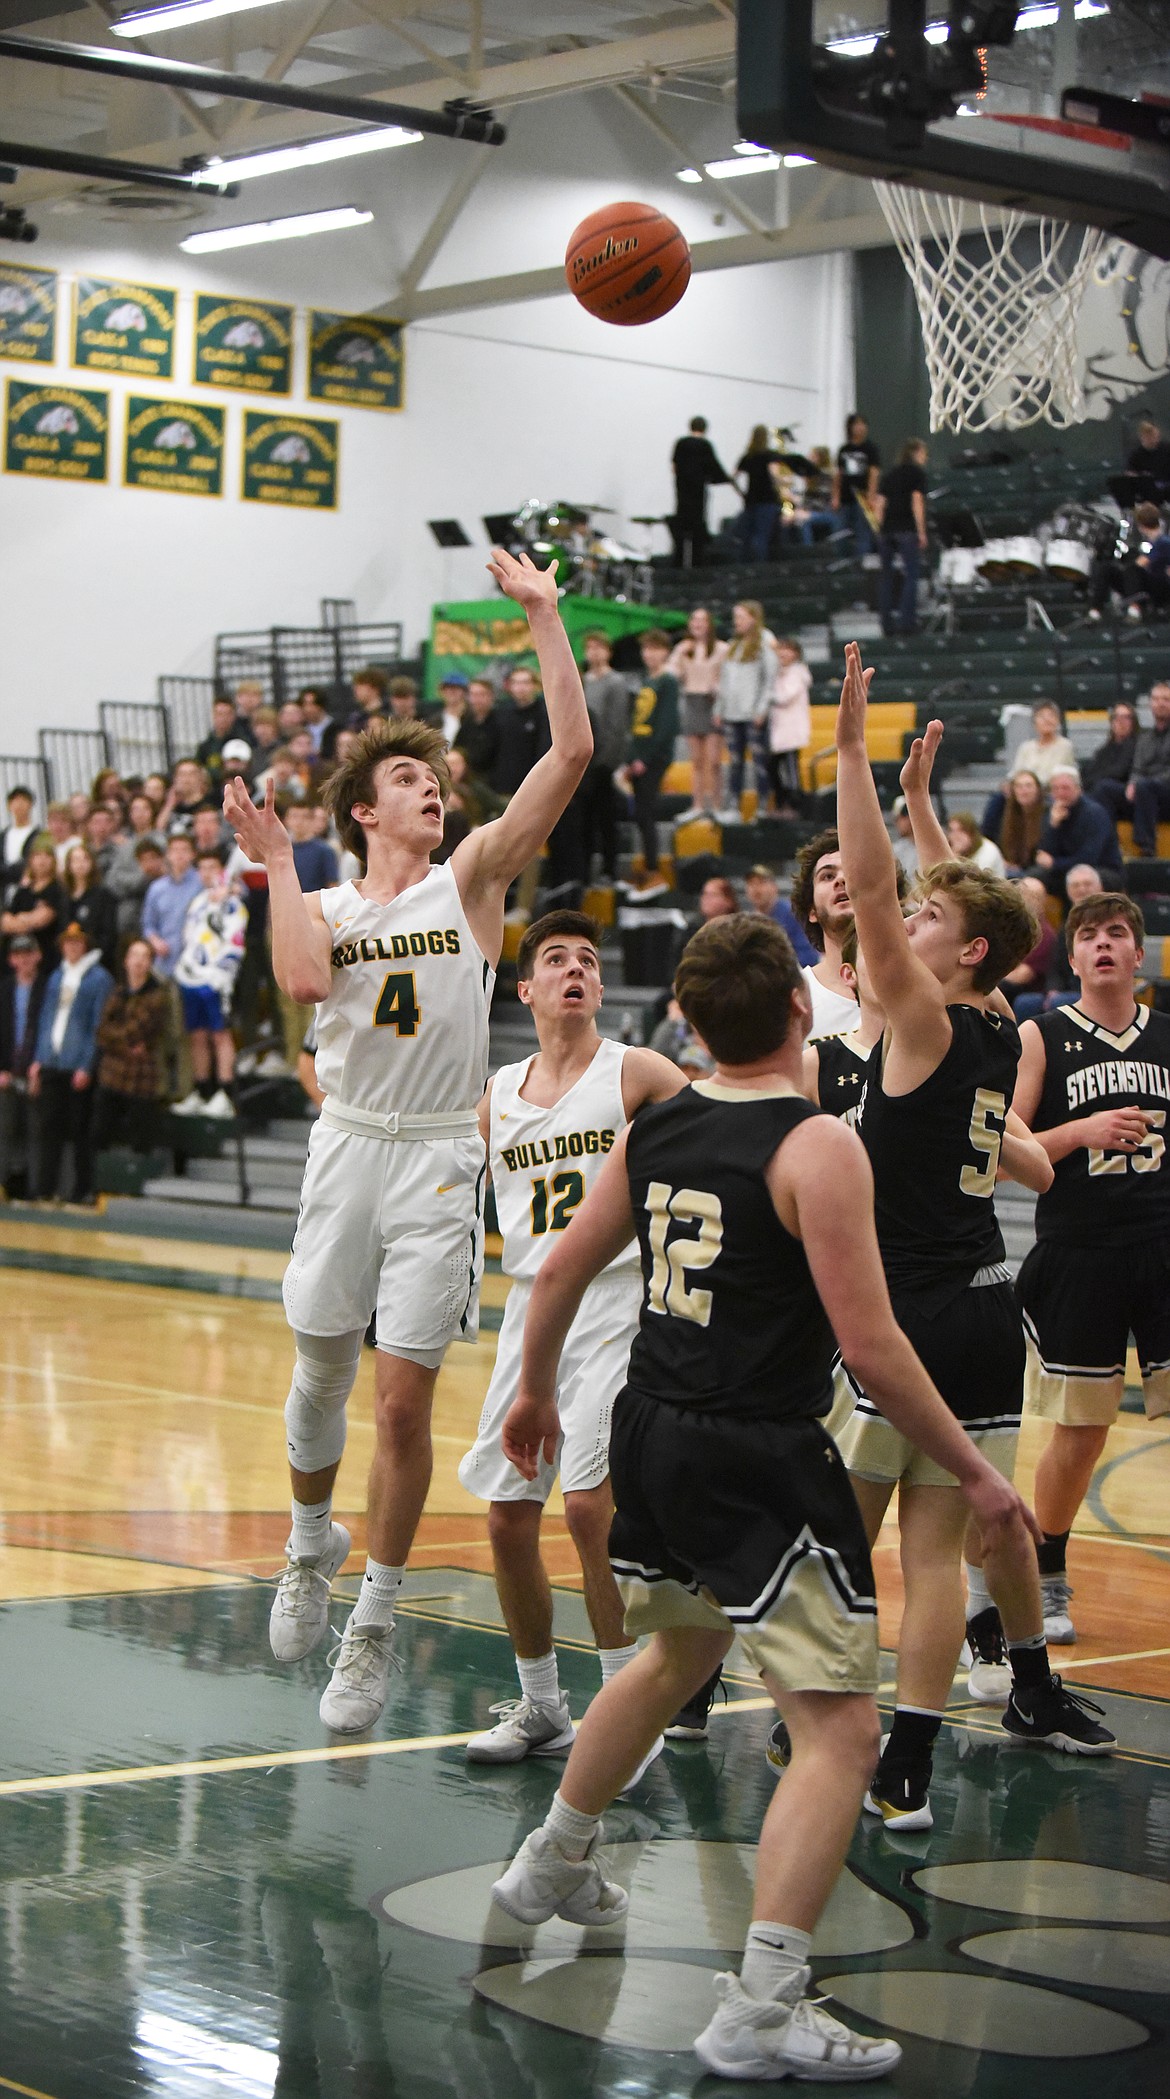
{"left": 837, "top": 1074, "right": 851, "bottom": 1088}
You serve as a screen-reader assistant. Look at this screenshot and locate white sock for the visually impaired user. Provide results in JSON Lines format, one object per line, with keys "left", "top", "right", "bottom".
{"left": 290, "top": 1497, "right": 333, "bottom": 1561}
{"left": 964, "top": 1561, "right": 993, "bottom": 1619}
{"left": 598, "top": 1643, "right": 638, "bottom": 1684}
{"left": 545, "top": 1790, "right": 600, "bottom": 1862}
{"left": 740, "top": 1922, "right": 812, "bottom": 2001}
{"left": 517, "top": 1651, "right": 561, "bottom": 1707}
{"left": 350, "top": 1557, "right": 403, "bottom": 1628}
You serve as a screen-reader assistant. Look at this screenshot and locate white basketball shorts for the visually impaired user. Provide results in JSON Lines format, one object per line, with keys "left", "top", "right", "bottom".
{"left": 457, "top": 1269, "right": 643, "bottom": 1504}
{"left": 283, "top": 1118, "right": 486, "bottom": 1358}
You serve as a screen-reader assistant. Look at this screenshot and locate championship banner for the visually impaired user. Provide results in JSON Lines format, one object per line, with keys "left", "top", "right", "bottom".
{"left": 0, "top": 262, "right": 57, "bottom": 365}
{"left": 308, "top": 311, "right": 403, "bottom": 411}
{"left": 193, "top": 294, "right": 293, "bottom": 395}
{"left": 72, "top": 276, "right": 176, "bottom": 379}
{"left": 242, "top": 410, "right": 338, "bottom": 508}
{"left": 4, "top": 379, "right": 109, "bottom": 482}
{"left": 427, "top": 596, "right": 687, "bottom": 698}
{"left": 124, "top": 394, "right": 225, "bottom": 497}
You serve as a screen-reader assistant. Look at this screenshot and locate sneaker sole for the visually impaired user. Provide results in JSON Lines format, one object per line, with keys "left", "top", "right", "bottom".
{"left": 465, "top": 1723, "right": 577, "bottom": 1764}
{"left": 1043, "top": 1624, "right": 1077, "bottom": 1644}
{"left": 269, "top": 1525, "right": 351, "bottom": 1663}
{"left": 966, "top": 1669, "right": 1012, "bottom": 1706}
{"left": 694, "top": 2031, "right": 901, "bottom": 2083}
{"left": 1003, "top": 1725, "right": 1114, "bottom": 1756}
{"left": 863, "top": 1788, "right": 934, "bottom": 1832}
{"left": 664, "top": 1723, "right": 709, "bottom": 1741}
{"left": 489, "top": 1875, "right": 627, "bottom": 1930}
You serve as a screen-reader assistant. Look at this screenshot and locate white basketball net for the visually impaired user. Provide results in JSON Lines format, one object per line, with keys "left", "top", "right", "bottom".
{"left": 874, "top": 183, "right": 1107, "bottom": 431}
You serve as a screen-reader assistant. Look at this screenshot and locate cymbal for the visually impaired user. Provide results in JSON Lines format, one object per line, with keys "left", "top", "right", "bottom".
{"left": 560, "top": 500, "right": 613, "bottom": 514}
{"left": 630, "top": 514, "right": 667, "bottom": 524}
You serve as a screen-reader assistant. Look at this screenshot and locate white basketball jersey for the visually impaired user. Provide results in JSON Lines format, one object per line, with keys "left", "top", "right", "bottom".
{"left": 490, "top": 1035, "right": 637, "bottom": 1280}
{"left": 314, "top": 862, "right": 494, "bottom": 1116}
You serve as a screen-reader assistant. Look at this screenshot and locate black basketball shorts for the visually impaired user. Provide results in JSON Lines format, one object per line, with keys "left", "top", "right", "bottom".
{"left": 1018, "top": 1236, "right": 1170, "bottom": 1427}
{"left": 607, "top": 1389, "right": 879, "bottom": 1695}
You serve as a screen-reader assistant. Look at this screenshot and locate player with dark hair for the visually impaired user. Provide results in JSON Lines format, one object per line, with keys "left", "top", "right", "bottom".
{"left": 1012, "top": 890, "right": 1170, "bottom": 1643}
{"left": 487, "top": 909, "right": 1040, "bottom": 2083}
{"left": 458, "top": 909, "right": 683, "bottom": 1765}
{"left": 834, "top": 656, "right": 1114, "bottom": 1831}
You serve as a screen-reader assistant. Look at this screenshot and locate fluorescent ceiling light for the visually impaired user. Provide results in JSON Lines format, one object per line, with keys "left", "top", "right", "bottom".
{"left": 180, "top": 204, "right": 372, "bottom": 252}
{"left": 204, "top": 126, "right": 422, "bottom": 182}
{"left": 827, "top": 4, "right": 1106, "bottom": 53}
{"left": 114, "top": 0, "right": 284, "bottom": 34}
{"left": 677, "top": 151, "right": 812, "bottom": 183}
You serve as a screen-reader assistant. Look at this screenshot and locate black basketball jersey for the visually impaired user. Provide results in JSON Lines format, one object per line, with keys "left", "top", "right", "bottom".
{"left": 623, "top": 1085, "right": 835, "bottom": 1421}
{"left": 857, "top": 1002, "right": 1020, "bottom": 1311}
{"left": 815, "top": 1033, "right": 870, "bottom": 1127}
{"left": 1030, "top": 1002, "right": 1170, "bottom": 1247}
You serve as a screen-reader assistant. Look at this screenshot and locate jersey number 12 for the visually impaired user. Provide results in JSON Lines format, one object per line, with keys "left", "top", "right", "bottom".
{"left": 646, "top": 1181, "right": 724, "bottom": 1327}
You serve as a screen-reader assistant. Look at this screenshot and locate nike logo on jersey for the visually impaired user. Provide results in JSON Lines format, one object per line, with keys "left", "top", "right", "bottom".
{"left": 436, "top": 1181, "right": 460, "bottom": 1195}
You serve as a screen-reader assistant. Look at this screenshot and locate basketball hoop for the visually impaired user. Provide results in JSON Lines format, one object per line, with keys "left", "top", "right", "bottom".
{"left": 874, "top": 182, "right": 1108, "bottom": 432}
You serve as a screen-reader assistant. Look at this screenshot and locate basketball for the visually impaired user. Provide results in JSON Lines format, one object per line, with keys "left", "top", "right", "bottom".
{"left": 564, "top": 201, "right": 691, "bottom": 326}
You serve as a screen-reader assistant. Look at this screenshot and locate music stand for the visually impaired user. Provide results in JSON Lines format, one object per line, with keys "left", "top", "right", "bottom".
{"left": 483, "top": 513, "right": 519, "bottom": 548}
{"left": 427, "top": 520, "right": 472, "bottom": 547}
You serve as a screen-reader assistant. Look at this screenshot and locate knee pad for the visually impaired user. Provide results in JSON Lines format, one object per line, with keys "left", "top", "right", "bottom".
{"left": 284, "top": 1329, "right": 363, "bottom": 1472}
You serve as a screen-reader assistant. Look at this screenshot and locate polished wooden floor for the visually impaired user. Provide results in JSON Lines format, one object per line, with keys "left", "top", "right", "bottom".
{"left": 1, "top": 1223, "right": 1169, "bottom": 2099}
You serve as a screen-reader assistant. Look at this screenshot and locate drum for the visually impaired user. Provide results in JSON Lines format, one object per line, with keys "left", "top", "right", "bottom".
{"left": 1044, "top": 538, "right": 1093, "bottom": 580}
{"left": 1001, "top": 535, "right": 1044, "bottom": 577}
{"left": 938, "top": 545, "right": 981, "bottom": 588}
{"left": 975, "top": 538, "right": 1011, "bottom": 580}
{"left": 1043, "top": 504, "right": 1108, "bottom": 578}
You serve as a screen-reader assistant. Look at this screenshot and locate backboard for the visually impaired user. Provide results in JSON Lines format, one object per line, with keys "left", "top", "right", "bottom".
{"left": 737, "top": 1, "right": 1170, "bottom": 261}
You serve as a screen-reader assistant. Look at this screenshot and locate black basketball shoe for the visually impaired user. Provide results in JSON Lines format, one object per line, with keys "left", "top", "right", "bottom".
{"left": 665, "top": 1665, "right": 725, "bottom": 1741}
{"left": 1003, "top": 1675, "right": 1115, "bottom": 1755}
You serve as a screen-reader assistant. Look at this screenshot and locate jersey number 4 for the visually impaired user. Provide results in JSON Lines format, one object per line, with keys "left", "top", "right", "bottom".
{"left": 646, "top": 1181, "right": 724, "bottom": 1327}
{"left": 373, "top": 971, "right": 420, "bottom": 1037}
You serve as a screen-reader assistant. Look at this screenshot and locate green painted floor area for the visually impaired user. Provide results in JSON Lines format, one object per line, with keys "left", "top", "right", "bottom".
{"left": 0, "top": 1580, "right": 1166, "bottom": 2099}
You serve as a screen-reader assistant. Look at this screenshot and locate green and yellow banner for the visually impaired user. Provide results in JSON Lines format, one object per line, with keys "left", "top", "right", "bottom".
{"left": 193, "top": 294, "right": 293, "bottom": 395}
{"left": 4, "top": 379, "right": 109, "bottom": 481}
{"left": 308, "top": 311, "right": 403, "bottom": 411}
{"left": 124, "top": 394, "right": 225, "bottom": 496}
{"left": 0, "top": 262, "right": 57, "bottom": 364}
{"left": 73, "top": 276, "right": 176, "bottom": 379}
{"left": 242, "top": 410, "right": 338, "bottom": 508}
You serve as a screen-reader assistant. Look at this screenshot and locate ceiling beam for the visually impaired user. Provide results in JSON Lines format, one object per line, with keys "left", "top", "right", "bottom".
{"left": 217, "top": 0, "right": 341, "bottom": 146}
{"left": 386, "top": 141, "right": 493, "bottom": 303}
{"left": 395, "top": 210, "right": 894, "bottom": 319}
{"left": 611, "top": 80, "right": 771, "bottom": 242}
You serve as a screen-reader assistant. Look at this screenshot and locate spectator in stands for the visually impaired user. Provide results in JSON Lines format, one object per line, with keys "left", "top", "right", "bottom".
{"left": 1126, "top": 415, "right": 1170, "bottom": 499}
{"left": 832, "top": 411, "right": 880, "bottom": 557}
{"left": 1013, "top": 866, "right": 1102, "bottom": 1019}
{"left": 735, "top": 424, "right": 785, "bottom": 562}
{"left": 190, "top": 805, "right": 232, "bottom": 859}
{"left": 580, "top": 630, "right": 630, "bottom": 881}
{"left": 171, "top": 850, "right": 247, "bottom": 1119}
{"left": 348, "top": 667, "right": 388, "bottom": 728}
{"left": 62, "top": 844, "right": 118, "bottom": 973}
{"left": 141, "top": 831, "right": 201, "bottom": 977}
{"left": 29, "top": 922, "right": 113, "bottom": 1204}
{"left": 671, "top": 414, "right": 732, "bottom": 567}
{"left": 91, "top": 937, "right": 170, "bottom": 1154}
{"left": 743, "top": 863, "right": 819, "bottom": 963}
{"left": 298, "top": 688, "right": 336, "bottom": 760}
{"left": 456, "top": 677, "right": 502, "bottom": 784}
{"left": 648, "top": 995, "right": 714, "bottom": 1076}
{"left": 890, "top": 796, "right": 918, "bottom": 877}
{"left": 764, "top": 635, "right": 812, "bottom": 815}
{"left": 622, "top": 629, "right": 678, "bottom": 898}
{"left": 1088, "top": 503, "right": 1170, "bottom": 622}
{"left": 669, "top": 608, "right": 727, "bottom": 821}
{"left": 492, "top": 665, "right": 550, "bottom": 795}
{"left": 90, "top": 768, "right": 122, "bottom": 812}
{"left": 1, "top": 786, "right": 37, "bottom": 905}
{"left": 249, "top": 709, "right": 281, "bottom": 764}
{"left": 272, "top": 804, "right": 339, "bottom": 1070}
{"left": 218, "top": 741, "right": 254, "bottom": 797}
{"left": 945, "top": 811, "right": 1007, "bottom": 878}
{"left": 2, "top": 843, "right": 65, "bottom": 970}
{"left": 43, "top": 802, "right": 79, "bottom": 874}
{"left": 435, "top": 671, "right": 469, "bottom": 746}
{"left": 197, "top": 696, "right": 241, "bottom": 781}
{"left": 876, "top": 439, "right": 929, "bottom": 637}
{"left": 108, "top": 834, "right": 165, "bottom": 943}
{"left": 0, "top": 934, "right": 47, "bottom": 1199}
{"left": 434, "top": 748, "right": 504, "bottom": 864}
{"left": 994, "top": 769, "right": 1046, "bottom": 874}
{"left": 1013, "top": 701, "right": 1077, "bottom": 787}
{"left": 164, "top": 759, "right": 217, "bottom": 836}
{"left": 68, "top": 792, "right": 92, "bottom": 834}
{"left": 797, "top": 445, "right": 845, "bottom": 544}
{"left": 276, "top": 700, "right": 304, "bottom": 742}
{"left": 715, "top": 600, "right": 771, "bottom": 821}
{"left": 84, "top": 804, "right": 118, "bottom": 882}
{"left": 388, "top": 676, "right": 421, "bottom": 723}
{"left": 1033, "top": 766, "right": 1122, "bottom": 891}
{"left": 141, "top": 773, "right": 169, "bottom": 816}
{"left": 1000, "top": 874, "right": 1058, "bottom": 1018}
{"left": 690, "top": 875, "right": 739, "bottom": 931}
{"left": 231, "top": 681, "right": 266, "bottom": 741}
{"left": 253, "top": 745, "right": 306, "bottom": 803}
{"left": 1091, "top": 680, "right": 1170, "bottom": 857}
{"left": 1084, "top": 700, "right": 1139, "bottom": 800}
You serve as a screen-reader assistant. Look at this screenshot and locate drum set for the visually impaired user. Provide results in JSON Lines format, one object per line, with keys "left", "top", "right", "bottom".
{"left": 505, "top": 499, "right": 654, "bottom": 601}
{"left": 937, "top": 500, "right": 1147, "bottom": 593}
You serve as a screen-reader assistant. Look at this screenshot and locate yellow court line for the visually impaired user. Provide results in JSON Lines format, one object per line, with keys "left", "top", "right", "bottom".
{"left": 1048, "top": 1644, "right": 1170, "bottom": 1672}
{"left": 0, "top": 2076, "right": 58, "bottom": 2099}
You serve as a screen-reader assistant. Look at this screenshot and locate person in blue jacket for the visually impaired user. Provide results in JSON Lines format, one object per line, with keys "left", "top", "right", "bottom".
{"left": 29, "top": 920, "right": 114, "bottom": 1204}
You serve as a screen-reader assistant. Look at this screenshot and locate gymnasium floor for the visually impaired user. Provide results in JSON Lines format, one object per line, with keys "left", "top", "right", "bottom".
{"left": 1, "top": 1217, "right": 1168, "bottom": 2099}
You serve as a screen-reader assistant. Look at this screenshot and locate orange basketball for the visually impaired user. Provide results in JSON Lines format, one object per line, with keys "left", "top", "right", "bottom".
{"left": 565, "top": 201, "right": 691, "bottom": 326}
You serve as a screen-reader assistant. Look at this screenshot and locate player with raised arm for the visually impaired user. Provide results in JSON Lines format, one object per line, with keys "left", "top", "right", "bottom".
{"left": 834, "top": 646, "right": 1114, "bottom": 1832}
{"left": 486, "top": 912, "right": 1042, "bottom": 2084}
{"left": 458, "top": 909, "right": 685, "bottom": 1767}
{"left": 224, "top": 551, "right": 592, "bottom": 1734}
{"left": 1012, "top": 891, "right": 1170, "bottom": 1643}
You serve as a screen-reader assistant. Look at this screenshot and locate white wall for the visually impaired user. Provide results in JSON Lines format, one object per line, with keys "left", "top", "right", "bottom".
{"left": 0, "top": 95, "right": 854, "bottom": 741}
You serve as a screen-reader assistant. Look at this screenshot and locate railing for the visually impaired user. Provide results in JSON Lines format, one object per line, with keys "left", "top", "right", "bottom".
{"left": 158, "top": 676, "right": 219, "bottom": 759}
{"left": 98, "top": 701, "right": 172, "bottom": 781}
{"left": 0, "top": 754, "right": 50, "bottom": 821}
{"left": 38, "top": 728, "right": 109, "bottom": 801}
{"left": 215, "top": 620, "right": 406, "bottom": 710}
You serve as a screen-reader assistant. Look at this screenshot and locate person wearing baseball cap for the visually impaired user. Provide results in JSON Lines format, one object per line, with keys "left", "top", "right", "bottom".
{"left": 436, "top": 669, "right": 470, "bottom": 747}
{"left": 743, "top": 862, "right": 818, "bottom": 965}
{"left": 0, "top": 932, "right": 48, "bottom": 1199}
{"left": 28, "top": 920, "right": 114, "bottom": 1203}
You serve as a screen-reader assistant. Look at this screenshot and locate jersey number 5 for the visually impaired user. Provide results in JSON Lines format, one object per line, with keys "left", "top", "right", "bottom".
{"left": 373, "top": 971, "right": 420, "bottom": 1037}
{"left": 646, "top": 1181, "right": 724, "bottom": 1327}
{"left": 960, "top": 1087, "right": 1006, "bottom": 1198}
